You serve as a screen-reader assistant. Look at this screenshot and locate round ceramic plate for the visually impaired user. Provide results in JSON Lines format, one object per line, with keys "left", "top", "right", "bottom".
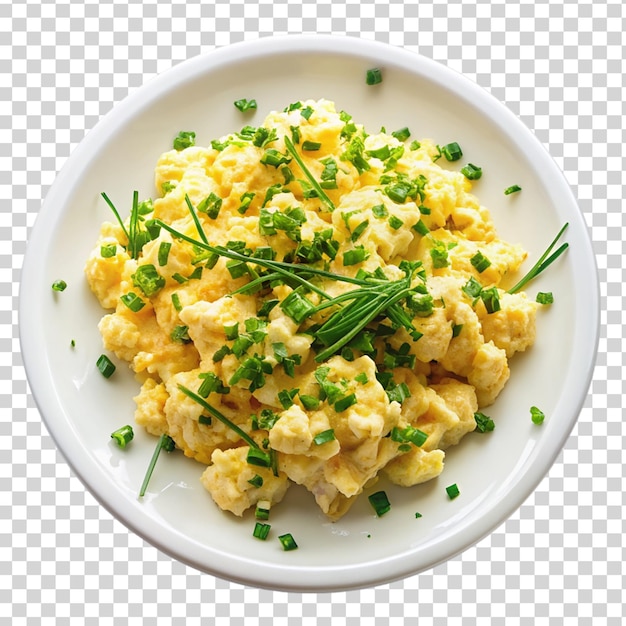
{"left": 20, "top": 35, "right": 599, "bottom": 592}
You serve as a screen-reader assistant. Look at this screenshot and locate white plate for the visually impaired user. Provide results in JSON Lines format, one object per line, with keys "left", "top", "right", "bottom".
{"left": 19, "top": 35, "right": 599, "bottom": 592}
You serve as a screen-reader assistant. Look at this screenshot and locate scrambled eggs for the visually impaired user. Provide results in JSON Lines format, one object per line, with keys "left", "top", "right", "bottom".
{"left": 85, "top": 99, "right": 537, "bottom": 520}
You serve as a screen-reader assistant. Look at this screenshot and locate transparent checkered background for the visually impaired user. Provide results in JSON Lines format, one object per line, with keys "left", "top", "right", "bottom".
{"left": 2, "top": 0, "right": 624, "bottom": 623}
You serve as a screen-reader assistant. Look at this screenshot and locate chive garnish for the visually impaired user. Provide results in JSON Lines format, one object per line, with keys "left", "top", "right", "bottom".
{"left": 366, "top": 68, "right": 383, "bottom": 85}
{"left": 96, "top": 354, "right": 116, "bottom": 378}
{"left": 100, "top": 243, "right": 117, "bottom": 258}
{"left": 138, "top": 433, "right": 176, "bottom": 497}
{"left": 461, "top": 163, "right": 482, "bottom": 180}
{"left": 530, "top": 406, "right": 545, "bottom": 425}
{"left": 52, "top": 280, "right": 67, "bottom": 292}
{"left": 440, "top": 142, "right": 463, "bottom": 162}
{"left": 173, "top": 131, "right": 195, "bottom": 151}
{"left": 158, "top": 242, "right": 171, "bottom": 266}
{"left": 234, "top": 98, "right": 257, "bottom": 112}
{"left": 507, "top": 223, "right": 569, "bottom": 294}
{"left": 111, "top": 425, "right": 134, "bottom": 449}
{"left": 504, "top": 184, "right": 522, "bottom": 195}
{"left": 278, "top": 533, "right": 298, "bottom": 551}
{"left": 536, "top": 291, "right": 554, "bottom": 305}
{"left": 253, "top": 522, "right": 271, "bottom": 540}
{"left": 302, "top": 140, "right": 321, "bottom": 151}
{"left": 446, "top": 483, "right": 460, "bottom": 499}
{"left": 470, "top": 251, "right": 491, "bottom": 273}
{"left": 474, "top": 412, "right": 495, "bottom": 433}
{"left": 248, "top": 474, "right": 264, "bottom": 488}
{"left": 255, "top": 500, "right": 271, "bottom": 520}
{"left": 391, "top": 127, "right": 411, "bottom": 142}
{"left": 178, "top": 384, "right": 263, "bottom": 451}
{"left": 368, "top": 490, "right": 391, "bottom": 516}
{"left": 120, "top": 292, "right": 145, "bottom": 312}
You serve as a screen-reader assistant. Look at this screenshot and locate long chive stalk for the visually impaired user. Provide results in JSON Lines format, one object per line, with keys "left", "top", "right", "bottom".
{"left": 284, "top": 136, "right": 336, "bottom": 212}
{"left": 507, "top": 223, "right": 569, "bottom": 294}
{"left": 177, "top": 384, "right": 261, "bottom": 450}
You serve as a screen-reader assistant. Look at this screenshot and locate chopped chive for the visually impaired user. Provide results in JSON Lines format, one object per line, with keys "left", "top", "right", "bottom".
{"left": 157, "top": 242, "right": 172, "bottom": 266}
{"left": 313, "top": 429, "right": 336, "bottom": 445}
{"left": 197, "top": 372, "right": 229, "bottom": 398}
{"left": 248, "top": 474, "right": 264, "bottom": 488}
{"left": 441, "top": 142, "right": 463, "bottom": 162}
{"left": 415, "top": 512, "right": 423, "bottom": 519}
{"left": 300, "top": 394, "right": 320, "bottom": 411}
{"left": 474, "top": 412, "right": 495, "bottom": 433}
{"left": 371, "top": 204, "right": 388, "bottom": 219}
{"left": 171, "top": 293, "right": 182, "bottom": 312}
{"left": 368, "top": 490, "right": 391, "bottom": 516}
{"left": 223, "top": 323, "right": 239, "bottom": 341}
{"left": 96, "top": 354, "right": 116, "bottom": 378}
{"left": 530, "top": 406, "right": 545, "bottom": 425}
{"left": 246, "top": 446, "right": 272, "bottom": 468}
{"left": 138, "top": 433, "right": 176, "bottom": 497}
{"left": 536, "top": 291, "right": 554, "bottom": 305}
{"left": 388, "top": 215, "right": 404, "bottom": 230}
{"left": 120, "top": 292, "right": 146, "bottom": 312}
{"left": 52, "top": 280, "right": 67, "bottom": 292}
{"left": 234, "top": 98, "right": 257, "bottom": 112}
{"left": 300, "top": 106, "right": 313, "bottom": 120}
{"left": 366, "top": 68, "right": 383, "bottom": 85}
{"left": 253, "top": 522, "right": 271, "bottom": 540}
{"left": 461, "top": 163, "right": 482, "bottom": 180}
{"left": 343, "top": 246, "right": 369, "bottom": 266}
{"left": 386, "top": 382, "right": 413, "bottom": 405}
{"left": 278, "top": 533, "right": 298, "bottom": 551}
{"left": 173, "top": 131, "right": 195, "bottom": 151}
{"left": 198, "top": 415, "right": 212, "bottom": 425}
{"left": 301, "top": 140, "right": 321, "bottom": 151}
{"left": 237, "top": 191, "right": 255, "bottom": 215}
{"left": 212, "top": 345, "right": 231, "bottom": 362}
{"left": 351, "top": 220, "right": 369, "bottom": 242}
{"left": 367, "top": 145, "right": 390, "bottom": 160}
{"left": 354, "top": 372, "right": 369, "bottom": 385}
{"left": 504, "top": 184, "right": 522, "bottom": 195}
{"left": 430, "top": 244, "right": 449, "bottom": 269}
{"left": 412, "top": 220, "right": 430, "bottom": 236}
{"left": 446, "top": 483, "right": 460, "bottom": 500}
{"left": 480, "top": 286, "right": 501, "bottom": 313}
{"left": 100, "top": 243, "right": 117, "bottom": 258}
{"left": 70, "top": 339, "right": 76, "bottom": 348}
{"left": 111, "top": 425, "right": 134, "bottom": 449}
{"left": 255, "top": 500, "right": 271, "bottom": 520}
{"left": 170, "top": 324, "right": 191, "bottom": 343}
{"left": 470, "top": 251, "right": 491, "bottom": 273}
{"left": 391, "top": 127, "right": 411, "bottom": 142}
{"left": 280, "top": 288, "right": 316, "bottom": 324}
{"left": 260, "top": 148, "right": 292, "bottom": 168}
{"left": 410, "top": 140, "right": 421, "bottom": 151}
{"left": 197, "top": 192, "right": 222, "bottom": 219}
{"left": 132, "top": 264, "right": 165, "bottom": 297}
{"left": 278, "top": 388, "right": 298, "bottom": 409}
{"left": 462, "top": 276, "right": 483, "bottom": 299}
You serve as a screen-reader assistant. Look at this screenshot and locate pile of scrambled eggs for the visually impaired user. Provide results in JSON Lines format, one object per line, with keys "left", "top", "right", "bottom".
{"left": 85, "top": 99, "right": 537, "bottom": 520}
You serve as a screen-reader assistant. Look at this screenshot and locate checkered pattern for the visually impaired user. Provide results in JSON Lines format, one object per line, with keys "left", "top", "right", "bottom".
{"left": 3, "top": 0, "right": 624, "bottom": 623}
